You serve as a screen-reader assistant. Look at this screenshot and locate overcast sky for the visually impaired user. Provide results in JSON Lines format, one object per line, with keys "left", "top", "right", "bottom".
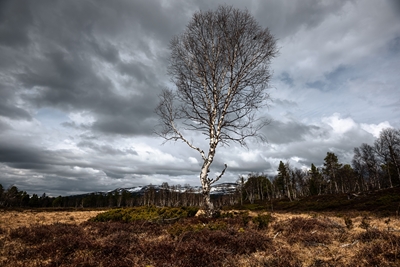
{"left": 1, "top": 0, "right": 399, "bottom": 196}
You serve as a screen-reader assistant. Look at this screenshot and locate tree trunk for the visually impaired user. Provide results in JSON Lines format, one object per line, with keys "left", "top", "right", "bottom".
{"left": 200, "top": 155, "right": 216, "bottom": 217}
{"left": 389, "top": 146, "right": 400, "bottom": 187}
{"left": 202, "top": 189, "right": 215, "bottom": 217}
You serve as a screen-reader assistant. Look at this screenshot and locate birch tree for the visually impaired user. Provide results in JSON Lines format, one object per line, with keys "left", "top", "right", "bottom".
{"left": 374, "top": 128, "right": 400, "bottom": 187}
{"left": 156, "top": 6, "right": 277, "bottom": 217}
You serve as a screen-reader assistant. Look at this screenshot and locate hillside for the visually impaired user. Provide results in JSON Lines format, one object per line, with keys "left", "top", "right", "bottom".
{"left": 233, "top": 186, "right": 400, "bottom": 215}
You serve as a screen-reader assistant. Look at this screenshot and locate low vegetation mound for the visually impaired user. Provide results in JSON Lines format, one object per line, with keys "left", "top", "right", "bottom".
{"left": 90, "top": 206, "right": 199, "bottom": 223}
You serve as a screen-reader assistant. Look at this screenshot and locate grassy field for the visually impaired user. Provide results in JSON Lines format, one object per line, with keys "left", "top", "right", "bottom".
{"left": 0, "top": 209, "right": 103, "bottom": 230}
{"left": 0, "top": 207, "right": 399, "bottom": 266}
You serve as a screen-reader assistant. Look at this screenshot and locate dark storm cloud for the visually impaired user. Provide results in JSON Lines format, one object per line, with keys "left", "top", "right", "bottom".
{"left": 118, "top": 61, "right": 151, "bottom": 83}
{"left": 254, "top": 0, "right": 350, "bottom": 38}
{"left": 0, "top": 79, "right": 32, "bottom": 120}
{"left": 0, "top": 136, "right": 99, "bottom": 173}
{"left": 92, "top": 116, "right": 155, "bottom": 135}
{"left": 306, "top": 65, "right": 355, "bottom": 92}
{"left": 153, "top": 168, "right": 199, "bottom": 177}
{"left": 388, "top": 36, "right": 400, "bottom": 54}
{"left": 0, "top": 100, "right": 31, "bottom": 120}
{"left": 0, "top": 141, "right": 50, "bottom": 168}
{"left": 264, "top": 120, "right": 322, "bottom": 144}
{"left": 0, "top": 120, "right": 11, "bottom": 132}
{"left": 0, "top": 139, "right": 96, "bottom": 173}
{"left": 0, "top": 163, "right": 113, "bottom": 196}
{"left": 91, "top": 92, "right": 160, "bottom": 135}
{"left": 77, "top": 140, "right": 138, "bottom": 156}
{"left": 19, "top": 50, "right": 112, "bottom": 108}
{"left": 89, "top": 38, "right": 121, "bottom": 64}
{"left": 103, "top": 171, "right": 125, "bottom": 179}
{"left": 1, "top": 0, "right": 174, "bottom": 136}
{"left": 0, "top": 0, "right": 33, "bottom": 47}
{"left": 388, "top": 0, "right": 400, "bottom": 14}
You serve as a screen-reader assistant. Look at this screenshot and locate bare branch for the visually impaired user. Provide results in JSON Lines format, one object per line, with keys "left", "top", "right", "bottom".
{"left": 170, "top": 121, "right": 206, "bottom": 161}
{"left": 155, "top": 89, "right": 206, "bottom": 161}
{"left": 209, "top": 164, "right": 228, "bottom": 185}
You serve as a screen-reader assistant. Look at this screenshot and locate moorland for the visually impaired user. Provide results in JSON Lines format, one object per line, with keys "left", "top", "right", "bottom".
{"left": 1, "top": 187, "right": 400, "bottom": 267}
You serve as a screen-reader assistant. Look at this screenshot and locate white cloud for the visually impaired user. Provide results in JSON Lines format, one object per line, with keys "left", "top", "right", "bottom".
{"left": 361, "top": 121, "right": 392, "bottom": 138}
{"left": 188, "top": 157, "right": 198, "bottom": 164}
{"left": 68, "top": 112, "right": 95, "bottom": 125}
{"left": 322, "top": 113, "right": 357, "bottom": 135}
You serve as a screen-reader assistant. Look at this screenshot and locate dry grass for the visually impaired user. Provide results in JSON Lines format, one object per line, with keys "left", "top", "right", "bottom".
{"left": 0, "top": 209, "right": 399, "bottom": 266}
{"left": 0, "top": 209, "right": 104, "bottom": 230}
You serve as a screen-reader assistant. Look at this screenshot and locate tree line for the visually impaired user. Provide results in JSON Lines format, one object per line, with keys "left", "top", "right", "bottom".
{"left": 0, "top": 183, "right": 236, "bottom": 209}
{"left": 240, "top": 127, "right": 400, "bottom": 203}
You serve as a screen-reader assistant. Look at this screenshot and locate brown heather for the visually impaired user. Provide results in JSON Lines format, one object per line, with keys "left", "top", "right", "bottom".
{"left": 0, "top": 209, "right": 399, "bottom": 266}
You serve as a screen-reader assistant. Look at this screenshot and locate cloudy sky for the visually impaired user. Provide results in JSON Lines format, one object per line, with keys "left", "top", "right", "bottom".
{"left": 1, "top": 0, "right": 399, "bottom": 196}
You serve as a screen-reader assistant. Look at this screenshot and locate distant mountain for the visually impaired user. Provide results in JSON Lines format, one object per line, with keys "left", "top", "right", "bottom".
{"left": 66, "top": 183, "right": 238, "bottom": 199}
{"left": 94, "top": 182, "right": 238, "bottom": 197}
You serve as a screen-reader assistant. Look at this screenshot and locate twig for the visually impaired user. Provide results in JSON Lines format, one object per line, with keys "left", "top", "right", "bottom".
{"left": 340, "top": 240, "right": 359, "bottom": 248}
{"left": 273, "top": 231, "right": 280, "bottom": 239}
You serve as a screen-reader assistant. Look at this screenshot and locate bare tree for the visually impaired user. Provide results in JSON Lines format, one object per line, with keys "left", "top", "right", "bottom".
{"left": 374, "top": 128, "right": 400, "bottom": 187}
{"left": 156, "top": 6, "right": 277, "bottom": 217}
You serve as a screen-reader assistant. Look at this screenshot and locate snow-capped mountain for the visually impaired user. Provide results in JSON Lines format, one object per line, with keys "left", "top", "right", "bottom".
{"left": 108, "top": 183, "right": 237, "bottom": 196}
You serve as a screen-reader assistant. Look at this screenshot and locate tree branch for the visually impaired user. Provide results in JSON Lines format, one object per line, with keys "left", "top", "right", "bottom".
{"left": 170, "top": 122, "right": 206, "bottom": 161}
{"left": 209, "top": 164, "right": 228, "bottom": 185}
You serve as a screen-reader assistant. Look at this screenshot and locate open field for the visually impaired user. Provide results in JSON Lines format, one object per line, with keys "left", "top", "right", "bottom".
{"left": 0, "top": 208, "right": 399, "bottom": 266}
{"left": 0, "top": 209, "right": 104, "bottom": 230}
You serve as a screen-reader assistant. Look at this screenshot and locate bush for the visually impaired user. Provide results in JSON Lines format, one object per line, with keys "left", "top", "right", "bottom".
{"left": 252, "top": 213, "right": 271, "bottom": 230}
{"left": 240, "top": 211, "right": 251, "bottom": 227}
{"left": 359, "top": 216, "right": 371, "bottom": 230}
{"left": 344, "top": 216, "right": 353, "bottom": 230}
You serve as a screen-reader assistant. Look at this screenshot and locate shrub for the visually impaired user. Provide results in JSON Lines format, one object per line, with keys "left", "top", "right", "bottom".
{"left": 240, "top": 211, "right": 251, "bottom": 227}
{"left": 252, "top": 213, "right": 271, "bottom": 230}
{"left": 344, "top": 216, "right": 353, "bottom": 230}
{"left": 359, "top": 216, "right": 371, "bottom": 230}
